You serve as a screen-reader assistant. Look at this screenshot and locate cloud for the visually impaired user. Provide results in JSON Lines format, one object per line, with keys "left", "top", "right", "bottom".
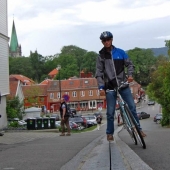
{"left": 8, "top": 0, "right": 170, "bottom": 56}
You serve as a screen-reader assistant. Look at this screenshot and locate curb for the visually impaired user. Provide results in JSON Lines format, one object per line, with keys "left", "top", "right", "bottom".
{"left": 114, "top": 126, "right": 153, "bottom": 170}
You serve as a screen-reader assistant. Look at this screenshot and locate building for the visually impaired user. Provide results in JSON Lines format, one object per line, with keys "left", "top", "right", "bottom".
{"left": 48, "top": 68, "right": 58, "bottom": 79}
{"left": 9, "top": 19, "right": 22, "bottom": 57}
{"left": 47, "top": 78, "right": 103, "bottom": 112}
{"left": 10, "top": 74, "right": 35, "bottom": 85}
{"left": 0, "top": 0, "right": 9, "bottom": 129}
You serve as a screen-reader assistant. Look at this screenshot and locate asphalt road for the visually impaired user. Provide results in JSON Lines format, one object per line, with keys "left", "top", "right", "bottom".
{"left": 119, "top": 103, "right": 170, "bottom": 170}
{"left": 0, "top": 111, "right": 108, "bottom": 170}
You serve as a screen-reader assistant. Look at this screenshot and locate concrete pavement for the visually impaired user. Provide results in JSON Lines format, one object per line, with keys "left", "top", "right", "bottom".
{"left": 0, "top": 121, "right": 153, "bottom": 170}
{"left": 61, "top": 123, "right": 153, "bottom": 170}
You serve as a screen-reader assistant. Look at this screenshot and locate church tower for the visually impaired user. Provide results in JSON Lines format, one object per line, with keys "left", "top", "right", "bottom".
{"left": 9, "top": 20, "right": 22, "bottom": 57}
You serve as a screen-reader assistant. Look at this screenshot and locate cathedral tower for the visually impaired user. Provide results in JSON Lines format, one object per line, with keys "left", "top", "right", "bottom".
{"left": 9, "top": 20, "right": 22, "bottom": 57}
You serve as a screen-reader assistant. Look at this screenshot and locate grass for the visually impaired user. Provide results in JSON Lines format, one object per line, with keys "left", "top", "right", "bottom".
{"left": 71, "top": 125, "right": 97, "bottom": 133}
{"left": 58, "top": 125, "right": 97, "bottom": 133}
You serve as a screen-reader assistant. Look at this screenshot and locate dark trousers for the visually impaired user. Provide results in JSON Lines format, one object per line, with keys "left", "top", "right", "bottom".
{"left": 61, "top": 117, "right": 70, "bottom": 133}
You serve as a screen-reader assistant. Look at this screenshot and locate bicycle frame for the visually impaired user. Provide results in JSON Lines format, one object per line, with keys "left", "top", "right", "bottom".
{"left": 116, "top": 90, "right": 138, "bottom": 145}
{"left": 105, "top": 81, "right": 146, "bottom": 148}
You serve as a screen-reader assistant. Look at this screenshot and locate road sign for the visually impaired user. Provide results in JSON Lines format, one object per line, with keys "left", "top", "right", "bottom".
{"left": 62, "top": 94, "right": 70, "bottom": 102}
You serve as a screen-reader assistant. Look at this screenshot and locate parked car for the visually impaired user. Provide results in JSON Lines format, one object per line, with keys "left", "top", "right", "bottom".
{"left": 70, "top": 108, "right": 77, "bottom": 115}
{"left": 154, "top": 114, "right": 162, "bottom": 123}
{"left": 50, "top": 114, "right": 60, "bottom": 121}
{"left": 69, "top": 117, "right": 86, "bottom": 127}
{"left": 18, "top": 120, "right": 27, "bottom": 126}
{"left": 82, "top": 115, "right": 97, "bottom": 125}
{"left": 93, "top": 112, "right": 103, "bottom": 120}
{"left": 55, "top": 121, "right": 81, "bottom": 130}
{"left": 55, "top": 121, "right": 61, "bottom": 128}
{"left": 69, "top": 121, "right": 80, "bottom": 130}
{"left": 86, "top": 120, "right": 95, "bottom": 128}
{"left": 148, "top": 100, "right": 155, "bottom": 105}
{"left": 137, "top": 112, "right": 150, "bottom": 120}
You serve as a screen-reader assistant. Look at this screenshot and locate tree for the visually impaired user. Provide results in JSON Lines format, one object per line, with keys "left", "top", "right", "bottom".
{"left": 30, "top": 51, "right": 46, "bottom": 82}
{"left": 60, "top": 45, "right": 87, "bottom": 74}
{"left": 82, "top": 51, "right": 98, "bottom": 76}
{"left": 6, "top": 96, "right": 24, "bottom": 119}
{"left": 55, "top": 54, "right": 78, "bottom": 79}
{"left": 24, "top": 85, "right": 44, "bottom": 107}
{"left": 9, "top": 57, "right": 34, "bottom": 78}
{"left": 127, "top": 48, "right": 156, "bottom": 85}
{"left": 165, "top": 40, "right": 170, "bottom": 59}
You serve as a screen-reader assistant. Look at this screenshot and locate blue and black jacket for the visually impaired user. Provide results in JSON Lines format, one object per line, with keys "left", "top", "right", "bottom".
{"left": 95, "top": 46, "right": 135, "bottom": 90}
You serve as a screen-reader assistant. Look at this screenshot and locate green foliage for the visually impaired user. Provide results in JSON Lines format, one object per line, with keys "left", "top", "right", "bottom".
{"left": 82, "top": 51, "right": 98, "bottom": 76}
{"left": 165, "top": 40, "right": 170, "bottom": 58}
{"left": 8, "top": 121, "right": 19, "bottom": 127}
{"left": 127, "top": 48, "right": 156, "bottom": 85}
{"left": 6, "top": 96, "right": 24, "bottom": 119}
{"left": 55, "top": 54, "right": 79, "bottom": 79}
{"left": 9, "top": 57, "right": 34, "bottom": 78}
{"left": 61, "top": 45, "right": 87, "bottom": 71}
{"left": 147, "top": 61, "right": 170, "bottom": 126}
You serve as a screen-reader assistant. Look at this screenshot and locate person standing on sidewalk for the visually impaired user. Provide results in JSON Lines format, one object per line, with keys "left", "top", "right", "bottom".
{"left": 59, "top": 98, "right": 71, "bottom": 136}
{"left": 95, "top": 31, "right": 146, "bottom": 141}
{"left": 96, "top": 115, "right": 102, "bottom": 130}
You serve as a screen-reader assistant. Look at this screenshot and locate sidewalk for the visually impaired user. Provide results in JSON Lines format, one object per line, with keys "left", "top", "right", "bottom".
{"left": 61, "top": 120, "right": 153, "bottom": 170}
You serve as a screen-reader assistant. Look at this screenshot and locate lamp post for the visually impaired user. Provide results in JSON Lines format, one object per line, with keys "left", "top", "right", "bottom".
{"left": 57, "top": 65, "right": 61, "bottom": 99}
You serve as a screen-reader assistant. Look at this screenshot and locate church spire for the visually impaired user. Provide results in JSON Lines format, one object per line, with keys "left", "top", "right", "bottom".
{"left": 9, "top": 20, "right": 18, "bottom": 52}
{"left": 9, "top": 19, "right": 22, "bottom": 57}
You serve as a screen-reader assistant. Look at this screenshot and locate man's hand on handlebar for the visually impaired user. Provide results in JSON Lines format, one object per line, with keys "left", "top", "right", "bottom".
{"left": 127, "top": 76, "right": 133, "bottom": 83}
{"left": 99, "top": 89, "right": 105, "bottom": 96}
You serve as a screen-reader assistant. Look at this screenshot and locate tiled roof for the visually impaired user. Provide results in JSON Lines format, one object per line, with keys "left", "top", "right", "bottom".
{"left": 47, "top": 78, "right": 98, "bottom": 91}
{"left": 10, "top": 74, "right": 35, "bottom": 85}
{"left": 40, "top": 79, "right": 51, "bottom": 85}
{"left": 8, "top": 80, "right": 18, "bottom": 98}
{"left": 22, "top": 84, "right": 47, "bottom": 97}
{"left": 48, "top": 69, "right": 58, "bottom": 76}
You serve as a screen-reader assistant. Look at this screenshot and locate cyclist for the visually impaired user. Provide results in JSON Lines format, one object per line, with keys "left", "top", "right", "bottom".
{"left": 95, "top": 31, "right": 146, "bottom": 141}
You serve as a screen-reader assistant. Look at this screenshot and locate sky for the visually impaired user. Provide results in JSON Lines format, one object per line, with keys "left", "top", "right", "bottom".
{"left": 8, "top": 0, "right": 170, "bottom": 57}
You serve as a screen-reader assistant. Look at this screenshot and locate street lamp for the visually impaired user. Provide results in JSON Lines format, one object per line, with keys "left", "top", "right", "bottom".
{"left": 57, "top": 65, "right": 61, "bottom": 99}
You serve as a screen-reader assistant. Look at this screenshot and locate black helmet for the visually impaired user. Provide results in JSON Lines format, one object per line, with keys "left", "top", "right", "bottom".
{"left": 100, "top": 31, "right": 113, "bottom": 40}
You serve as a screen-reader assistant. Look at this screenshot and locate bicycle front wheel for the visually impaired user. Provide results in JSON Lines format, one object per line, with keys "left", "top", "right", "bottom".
{"left": 119, "top": 107, "right": 137, "bottom": 145}
{"left": 124, "top": 105, "right": 146, "bottom": 149}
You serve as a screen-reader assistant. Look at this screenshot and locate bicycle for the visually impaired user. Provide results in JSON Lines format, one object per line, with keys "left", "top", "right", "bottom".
{"left": 114, "top": 82, "right": 146, "bottom": 149}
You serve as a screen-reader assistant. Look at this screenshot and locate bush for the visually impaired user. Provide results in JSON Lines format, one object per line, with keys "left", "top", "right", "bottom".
{"left": 9, "top": 121, "right": 19, "bottom": 127}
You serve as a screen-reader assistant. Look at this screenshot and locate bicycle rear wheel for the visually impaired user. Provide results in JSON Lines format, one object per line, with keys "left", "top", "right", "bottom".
{"left": 119, "top": 107, "right": 137, "bottom": 145}
{"left": 124, "top": 105, "right": 146, "bottom": 149}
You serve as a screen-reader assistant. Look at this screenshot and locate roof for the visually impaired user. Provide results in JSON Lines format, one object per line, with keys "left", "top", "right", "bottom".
{"left": 40, "top": 79, "right": 51, "bottom": 85}
{"left": 10, "top": 74, "right": 35, "bottom": 85}
{"left": 8, "top": 80, "right": 18, "bottom": 98}
{"left": 47, "top": 78, "right": 98, "bottom": 91}
{"left": 22, "top": 84, "right": 47, "bottom": 97}
{"left": 48, "top": 69, "right": 58, "bottom": 76}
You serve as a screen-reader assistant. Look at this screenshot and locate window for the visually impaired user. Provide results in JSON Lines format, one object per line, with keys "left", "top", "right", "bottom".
{"left": 89, "top": 100, "right": 96, "bottom": 109}
{"left": 89, "top": 90, "right": 93, "bottom": 96}
{"left": 80, "top": 91, "right": 85, "bottom": 97}
{"left": 72, "top": 91, "right": 77, "bottom": 97}
{"left": 50, "top": 93, "right": 54, "bottom": 99}
{"left": 57, "top": 92, "right": 60, "bottom": 99}
{"left": 96, "top": 90, "right": 100, "bottom": 96}
{"left": 64, "top": 92, "right": 69, "bottom": 95}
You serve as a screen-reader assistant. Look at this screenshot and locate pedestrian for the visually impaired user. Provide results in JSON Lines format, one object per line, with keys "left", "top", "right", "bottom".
{"left": 95, "top": 31, "right": 146, "bottom": 141}
{"left": 96, "top": 115, "right": 102, "bottom": 130}
{"left": 59, "top": 98, "right": 71, "bottom": 136}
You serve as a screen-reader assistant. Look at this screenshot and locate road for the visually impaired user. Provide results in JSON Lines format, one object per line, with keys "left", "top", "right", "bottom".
{"left": 0, "top": 111, "right": 108, "bottom": 170}
{"left": 119, "top": 103, "right": 170, "bottom": 170}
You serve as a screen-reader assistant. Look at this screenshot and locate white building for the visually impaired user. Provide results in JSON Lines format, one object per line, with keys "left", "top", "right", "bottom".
{"left": 0, "top": 0, "right": 9, "bottom": 129}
